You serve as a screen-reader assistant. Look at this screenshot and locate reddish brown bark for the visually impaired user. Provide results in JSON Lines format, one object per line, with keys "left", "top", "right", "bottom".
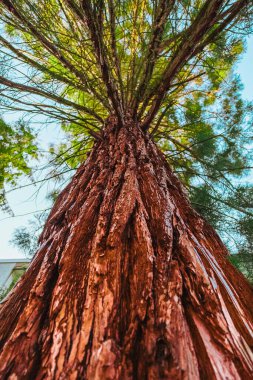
{"left": 0, "top": 115, "right": 253, "bottom": 379}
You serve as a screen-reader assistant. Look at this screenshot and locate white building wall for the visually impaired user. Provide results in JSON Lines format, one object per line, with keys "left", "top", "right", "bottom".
{"left": 0, "top": 259, "right": 30, "bottom": 288}
{"left": 0, "top": 262, "right": 16, "bottom": 287}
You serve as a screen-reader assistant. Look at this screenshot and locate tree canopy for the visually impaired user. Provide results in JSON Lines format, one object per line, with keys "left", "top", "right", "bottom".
{"left": 0, "top": 0, "right": 252, "bottom": 263}
{"left": 0, "top": 1, "right": 251, "bottom": 128}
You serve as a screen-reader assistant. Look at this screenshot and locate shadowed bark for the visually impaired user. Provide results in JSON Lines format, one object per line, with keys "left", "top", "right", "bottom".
{"left": 0, "top": 115, "right": 253, "bottom": 379}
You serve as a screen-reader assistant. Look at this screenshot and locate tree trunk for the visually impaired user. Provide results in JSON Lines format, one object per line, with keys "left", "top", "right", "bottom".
{"left": 0, "top": 115, "right": 253, "bottom": 380}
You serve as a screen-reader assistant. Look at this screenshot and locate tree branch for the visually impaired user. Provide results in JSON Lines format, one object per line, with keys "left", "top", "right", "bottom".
{"left": 0, "top": 75, "right": 104, "bottom": 123}
{"left": 132, "top": 0, "right": 176, "bottom": 113}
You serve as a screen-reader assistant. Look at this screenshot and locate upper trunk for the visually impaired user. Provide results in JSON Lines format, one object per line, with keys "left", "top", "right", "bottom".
{"left": 0, "top": 115, "right": 253, "bottom": 379}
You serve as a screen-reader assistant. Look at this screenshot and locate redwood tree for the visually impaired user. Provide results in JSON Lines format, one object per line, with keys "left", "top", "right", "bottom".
{"left": 0, "top": 1, "right": 253, "bottom": 379}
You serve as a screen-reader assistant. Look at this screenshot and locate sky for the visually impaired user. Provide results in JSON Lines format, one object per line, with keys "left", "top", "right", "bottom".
{"left": 0, "top": 36, "right": 253, "bottom": 260}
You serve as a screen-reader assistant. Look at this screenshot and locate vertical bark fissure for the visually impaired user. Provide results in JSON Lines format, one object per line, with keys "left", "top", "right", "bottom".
{"left": 29, "top": 262, "right": 62, "bottom": 380}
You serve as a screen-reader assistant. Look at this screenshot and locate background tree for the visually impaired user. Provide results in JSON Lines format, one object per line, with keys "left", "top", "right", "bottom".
{"left": 0, "top": 1, "right": 253, "bottom": 379}
{"left": 0, "top": 118, "right": 38, "bottom": 211}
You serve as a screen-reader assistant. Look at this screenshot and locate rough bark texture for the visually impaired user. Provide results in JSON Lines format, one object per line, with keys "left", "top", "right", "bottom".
{"left": 0, "top": 116, "right": 253, "bottom": 379}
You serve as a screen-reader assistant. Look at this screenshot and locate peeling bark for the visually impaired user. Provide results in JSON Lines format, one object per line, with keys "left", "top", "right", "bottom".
{"left": 0, "top": 116, "right": 252, "bottom": 379}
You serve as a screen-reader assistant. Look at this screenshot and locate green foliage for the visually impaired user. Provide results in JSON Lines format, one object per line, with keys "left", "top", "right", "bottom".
{"left": 0, "top": 1, "right": 251, "bottom": 131}
{"left": 229, "top": 254, "right": 253, "bottom": 284}
{"left": 0, "top": 118, "right": 38, "bottom": 211}
{"left": 10, "top": 226, "right": 39, "bottom": 257}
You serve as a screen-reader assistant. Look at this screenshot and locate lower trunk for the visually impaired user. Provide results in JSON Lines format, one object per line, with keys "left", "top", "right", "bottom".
{"left": 0, "top": 117, "right": 253, "bottom": 379}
